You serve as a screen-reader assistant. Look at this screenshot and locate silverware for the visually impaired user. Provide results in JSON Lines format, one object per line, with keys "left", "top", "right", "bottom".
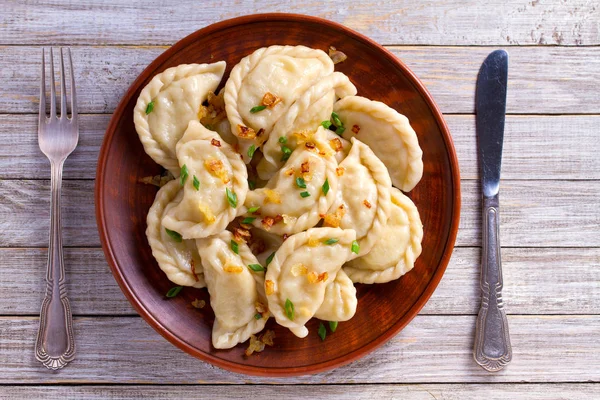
{"left": 473, "top": 49, "right": 512, "bottom": 372}
{"left": 35, "top": 48, "right": 78, "bottom": 370}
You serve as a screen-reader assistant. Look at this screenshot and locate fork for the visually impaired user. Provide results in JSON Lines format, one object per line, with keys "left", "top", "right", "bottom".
{"left": 35, "top": 48, "right": 78, "bottom": 370}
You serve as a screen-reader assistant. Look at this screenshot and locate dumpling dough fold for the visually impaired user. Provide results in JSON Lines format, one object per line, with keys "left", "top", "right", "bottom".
{"left": 146, "top": 180, "right": 205, "bottom": 288}
{"left": 196, "top": 231, "right": 268, "bottom": 349}
{"left": 344, "top": 188, "right": 423, "bottom": 284}
{"left": 134, "top": 62, "right": 226, "bottom": 175}
{"left": 333, "top": 96, "right": 423, "bottom": 191}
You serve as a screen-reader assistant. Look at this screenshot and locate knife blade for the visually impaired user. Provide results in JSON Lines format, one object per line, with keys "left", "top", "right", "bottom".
{"left": 473, "top": 49, "right": 512, "bottom": 372}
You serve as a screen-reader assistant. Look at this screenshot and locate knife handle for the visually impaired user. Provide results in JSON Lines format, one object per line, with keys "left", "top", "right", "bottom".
{"left": 474, "top": 194, "right": 512, "bottom": 372}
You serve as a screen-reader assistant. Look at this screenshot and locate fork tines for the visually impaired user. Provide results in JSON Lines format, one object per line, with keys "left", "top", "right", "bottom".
{"left": 39, "top": 48, "right": 77, "bottom": 123}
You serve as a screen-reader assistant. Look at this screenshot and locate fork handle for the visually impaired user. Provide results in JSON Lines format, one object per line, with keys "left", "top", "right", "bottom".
{"left": 35, "top": 161, "right": 76, "bottom": 370}
{"left": 474, "top": 194, "right": 512, "bottom": 372}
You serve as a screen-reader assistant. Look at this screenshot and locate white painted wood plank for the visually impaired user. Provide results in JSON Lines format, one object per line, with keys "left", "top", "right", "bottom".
{"left": 2, "top": 383, "right": 599, "bottom": 399}
{"left": 2, "top": 1, "right": 598, "bottom": 46}
{"left": 1, "top": 46, "right": 599, "bottom": 114}
{"left": 3, "top": 114, "right": 599, "bottom": 181}
{"left": 1, "top": 247, "right": 598, "bottom": 316}
{"left": 0, "top": 315, "right": 598, "bottom": 383}
{"left": 1, "top": 179, "right": 599, "bottom": 248}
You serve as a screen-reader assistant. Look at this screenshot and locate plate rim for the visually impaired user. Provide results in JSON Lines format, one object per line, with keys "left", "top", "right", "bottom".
{"left": 95, "top": 12, "right": 461, "bottom": 377}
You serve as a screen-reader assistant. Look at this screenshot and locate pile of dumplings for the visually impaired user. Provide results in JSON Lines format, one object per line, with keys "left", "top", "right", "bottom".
{"left": 134, "top": 45, "right": 424, "bottom": 350}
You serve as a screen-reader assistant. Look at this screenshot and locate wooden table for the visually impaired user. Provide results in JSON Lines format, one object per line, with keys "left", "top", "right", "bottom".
{"left": 1, "top": 2, "right": 599, "bottom": 398}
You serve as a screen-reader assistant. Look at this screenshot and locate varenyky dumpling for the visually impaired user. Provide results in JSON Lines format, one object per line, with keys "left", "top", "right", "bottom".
{"left": 344, "top": 188, "right": 423, "bottom": 284}
{"left": 333, "top": 96, "right": 423, "bottom": 191}
{"left": 134, "top": 62, "right": 226, "bottom": 175}
{"left": 325, "top": 138, "right": 392, "bottom": 259}
{"left": 257, "top": 72, "right": 357, "bottom": 179}
{"left": 196, "top": 231, "right": 268, "bottom": 349}
{"left": 224, "top": 45, "right": 334, "bottom": 162}
{"left": 265, "top": 227, "right": 356, "bottom": 338}
{"left": 161, "top": 121, "right": 248, "bottom": 239}
{"left": 243, "top": 131, "right": 338, "bottom": 235}
{"left": 146, "top": 180, "right": 205, "bottom": 288}
{"left": 313, "top": 269, "right": 357, "bottom": 322}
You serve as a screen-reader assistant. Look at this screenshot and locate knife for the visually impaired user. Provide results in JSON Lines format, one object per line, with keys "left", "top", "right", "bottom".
{"left": 473, "top": 49, "right": 512, "bottom": 372}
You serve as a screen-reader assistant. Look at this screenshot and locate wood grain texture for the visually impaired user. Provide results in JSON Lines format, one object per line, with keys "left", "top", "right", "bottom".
{"left": 2, "top": 1, "right": 599, "bottom": 46}
{"left": 2, "top": 179, "right": 598, "bottom": 248}
{"left": 1, "top": 247, "right": 598, "bottom": 316}
{"left": 3, "top": 114, "right": 600, "bottom": 181}
{"left": 2, "top": 384, "right": 599, "bottom": 399}
{"left": 0, "top": 315, "right": 598, "bottom": 384}
{"left": 1, "top": 46, "right": 599, "bottom": 115}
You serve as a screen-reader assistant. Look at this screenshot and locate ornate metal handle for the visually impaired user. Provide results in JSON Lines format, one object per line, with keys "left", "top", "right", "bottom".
{"left": 35, "top": 161, "right": 76, "bottom": 369}
{"left": 474, "top": 194, "right": 512, "bottom": 372}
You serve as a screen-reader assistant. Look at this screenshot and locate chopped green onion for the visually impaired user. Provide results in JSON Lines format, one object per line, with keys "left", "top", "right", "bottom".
{"left": 242, "top": 217, "right": 256, "bottom": 224}
{"left": 320, "top": 120, "right": 332, "bottom": 129}
{"left": 165, "top": 228, "right": 182, "bottom": 243}
{"left": 247, "top": 144, "right": 256, "bottom": 159}
{"left": 300, "top": 191, "right": 310, "bottom": 198}
{"left": 145, "top": 101, "right": 155, "bottom": 114}
{"left": 335, "top": 125, "right": 346, "bottom": 135}
{"left": 248, "top": 264, "right": 265, "bottom": 272}
{"left": 180, "top": 164, "right": 189, "bottom": 186}
{"left": 226, "top": 188, "right": 237, "bottom": 208}
{"left": 322, "top": 178, "right": 330, "bottom": 195}
{"left": 266, "top": 252, "right": 276, "bottom": 266}
{"left": 248, "top": 206, "right": 260, "bottom": 213}
{"left": 278, "top": 136, "right": 287, "bottom": 144}
{"left": 250, "top": 105, "right": 267, "bottom": 113}
{"left": 248, "top": 180, "right": 256, "bottom": 190}
{"left": 331, "top": 112, "right": 343, "bottom": 127}
{"left": 351, "top": 240, "right": 360, "bottom": 254}
{"left": 318, "top": 322, "right": 327, "bottom": 341}
{"left": 324, "top": 238, "right": 339, "bottom": 245}
{"left": 230, "top": 240, "right": 239, "bottom": 254}
{"left": 166, "top": 286, "right": 183, "bottom": 298}
{"left": 281, "top": 146, "right": 292, "bottom": 162}
{"left": 192, "top": 175, "right": 200, "bottom": 191}
{"left": 295, "top": 177, "right": 306, "bottom": 189}
{"left": 254, "top": 313, "right": 262, "bottom": 320}
{"left": 284, "top": 298, "right": 295, "bottom": 320}
{"left": 329, "top": 321, "right": 338, "bottom": 332}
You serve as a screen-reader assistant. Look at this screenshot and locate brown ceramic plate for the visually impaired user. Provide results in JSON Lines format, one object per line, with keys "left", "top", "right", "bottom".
{"left": 96, "top": 13, "right": 460, "bottom": 376}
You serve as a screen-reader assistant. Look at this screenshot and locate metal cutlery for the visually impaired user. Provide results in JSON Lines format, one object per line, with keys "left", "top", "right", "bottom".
{"left": 473, "top": 49, "right": 512, "bottom": 372}
{"left": 35, "top": 48, "right": 78, "bottom": 370}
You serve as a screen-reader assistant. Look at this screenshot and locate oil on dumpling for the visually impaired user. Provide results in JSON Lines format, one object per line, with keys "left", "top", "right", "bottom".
{"left": 257, "top": 72, "right": 356, "bottom": 179}
{"left": 325, "top": 138, "right": 392, "bottom": 259}
{"left": 146, "top": 180, "right": 205, "bottom": 288}
{"left": 224, "top": 45, "right": 334, "bottom": 162}
{"left": 265, "top": 227, "right": 356, "bottom": 338}
{"left": 243, "top": 130, "right": 338, "bottom": 235}
{"left": 196, "top": 231, "right": 268, "bottom": 349}
{"left": 333, "top": 96, "right": 423, "bottom": 191}
{"left": 344, "top": 188, "right": 423, "bottom": 284}
{"left": 134, "top": 62, "right": 226, "bottom": 175}
{"left": 161, "top": 121, "right": 248, "bottom": 239}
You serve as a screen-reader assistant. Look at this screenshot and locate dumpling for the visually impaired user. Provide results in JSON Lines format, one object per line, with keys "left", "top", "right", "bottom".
{"left": 161, "top": 121, "right": 248, "bottom": 239}
{"left": 265, "top": 227, "right": 356, "bottom": 338}
{"left": 325, "top": 138, "right": 392, "bottom": 259}
{"left": 196, "top": 231, "right": 268, "bottom": 349}
{"left": 333, "top": 96, "right": 423, "bottom": 191}
{"left": 243, "top": 131, "right": 338, "bottom": 235}
{"left": 134, "top": 62, "right": 227, "bottom": 175}
{"left": 146, "top": 180, "right": 205, "bottom": 288}
{"left": 257, "top": 72, "right": 356, "bottom": 179}
{"left": 224, "top": 45, "right": 334, "bottom": 162}
{"left": 344, "top": 188, "right": 423, "bottom": 284}
{"left": 313, "top": 269, "right": 357, "bottom": 322}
